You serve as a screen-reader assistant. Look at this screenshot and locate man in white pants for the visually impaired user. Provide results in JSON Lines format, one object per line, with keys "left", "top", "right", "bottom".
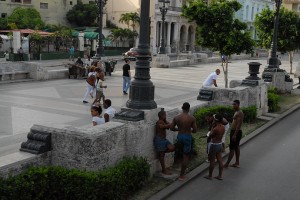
{"left": 203, "top": 69, "right": 221, "bottom": 87}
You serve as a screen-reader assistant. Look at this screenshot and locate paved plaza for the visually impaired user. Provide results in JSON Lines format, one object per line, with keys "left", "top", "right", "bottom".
{"left": 0, "top": 55, "right": 299, "bottom": 157}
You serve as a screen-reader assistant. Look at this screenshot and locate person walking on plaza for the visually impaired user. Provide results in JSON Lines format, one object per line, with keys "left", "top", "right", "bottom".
{"left": 203, "top": 69, "right": 220, "bottom": 87}
{"left": 69, "top": 46, "right": 75, "bottom": 61}
{"left": 122, "top": 58, "right": 131, "bottom": 95}
{"left": 224, "top": 100, "right": 244, "bottom": 168}
{"left": 170, "top": 102, "right": 197, "bottom": 181}
{"left": 103, "top": 99, "right": 116, "bottom": 123}
{"left": 93, "top": 70, "right": 107, "bottom": 106}
{"left": 205, "top": 114, "right": 225, "bottom": 180}
{"left": 83, "top": 66, "right": 96, "bottom": 104}
{"left": 17, "top": 47, "right": 24, "bottom": 61}
{"left": 154, "top": 108, "right": 176, "bottom": 175}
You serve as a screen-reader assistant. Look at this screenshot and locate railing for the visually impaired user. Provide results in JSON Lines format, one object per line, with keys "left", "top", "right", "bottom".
{"left": 155, "top": 5, "right": 182, "bottom": 12}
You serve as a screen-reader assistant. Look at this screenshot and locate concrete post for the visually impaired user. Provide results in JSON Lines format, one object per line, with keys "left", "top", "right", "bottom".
{"left": 78, "top": 32, "right": 84, "bottom": 58}
{"left": 13, "top": 31, "right": 21, "bottom": 54}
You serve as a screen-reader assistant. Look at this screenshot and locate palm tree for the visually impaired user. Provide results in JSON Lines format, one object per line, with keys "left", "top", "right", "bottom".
{"left": 128, "top": 12, "right": 140, "bottom": 31}
{"left": 119, "top": 13, "right": 131, "bottom": 29}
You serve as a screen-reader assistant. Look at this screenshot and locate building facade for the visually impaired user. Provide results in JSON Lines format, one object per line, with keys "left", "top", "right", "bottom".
{"left": 235, "top": 0, "right": 274, "bottom": 40}
{"left": 282, "top": 0, "right": 300, "bottom": 14}
{"left": 106, "top": 0, "right": 196, "bottom": 55}
{"left": 0, "top": 0, "right": 92, "bottom": 26}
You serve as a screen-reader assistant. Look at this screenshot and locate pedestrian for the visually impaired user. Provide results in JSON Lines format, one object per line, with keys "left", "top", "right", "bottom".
{"left": 75, "top": 57, "right": 83, "bottom": 66}
{"left": 17, "top": 47, "right": 24, "bottom": 61}
{"left": 204, "top": 114, "right": 225, "bottom": 180}
{"left": 83, "top": 66, "right": 96, "bottom": 104}
{"left": 103, "top": 99, "right": 116, "bottom": 123}
{"left": 90, "top": 105, "right": 105, "bottom": 126}
{"left": 92, "top": 70, "right": 107, "bottom": 106}
{"left": 69, "top": 46, "right": 75, "bottom": 61}
{"left": 224, "top": 100, "right": 244, "bottom": 168}
{"left": 154, "top": 108, "right": 176, "bottom": 175}
{"left": 221, "top": 54, "right": 226, "bottom": 64}
{"left": 122, "top": 58, "right": 131, "bottom": 95}
{"left": 170, "top": 102, "right": 197, "bottom": 181}
{"left": 203, "top": 69, "right": 220, "bottom": 87}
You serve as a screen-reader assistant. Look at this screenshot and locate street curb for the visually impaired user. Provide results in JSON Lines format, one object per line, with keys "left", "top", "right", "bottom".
{"left": 148, "top": 104, "right": 300, "bottom": 200}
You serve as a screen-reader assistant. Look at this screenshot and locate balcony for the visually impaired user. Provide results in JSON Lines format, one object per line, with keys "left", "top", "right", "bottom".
{"left": 284, "top": 0, "right": 300, "bottom": 4}
{"left": 155, "top": 5, "right": 182, "bottom": 12}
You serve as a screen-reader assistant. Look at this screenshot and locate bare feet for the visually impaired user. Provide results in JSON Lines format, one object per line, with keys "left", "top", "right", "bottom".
{"left": 230, "top": 164, "right": 240, "bottom": 168}
{"left": 204, "top": 176, "right": 213, "bottom": 180}
{"left": 214, "top": 176, "right": 223, "bottom": 180}
{"left": 178, "top": 175, "right": 187, "bottom": 181}
{"left": 162, "top": 170, "right": 172, "bottom": 175}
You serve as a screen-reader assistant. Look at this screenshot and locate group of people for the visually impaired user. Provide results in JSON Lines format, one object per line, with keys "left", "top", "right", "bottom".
{"left": 154, "top": 100, "right": 244, "bottom": 181}
{"left": 82, "top": 60, "right": 116, "bottom": 126}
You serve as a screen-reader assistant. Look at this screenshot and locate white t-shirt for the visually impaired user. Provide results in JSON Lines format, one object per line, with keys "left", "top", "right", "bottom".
{"left": 203, "top": 72, "right": 217, "bottom": 86}
{"left": 92, "top": 116, "right": 105, "bottom": 125}
{"left": 104, "top": 106, "right": 116, "bottom": 121}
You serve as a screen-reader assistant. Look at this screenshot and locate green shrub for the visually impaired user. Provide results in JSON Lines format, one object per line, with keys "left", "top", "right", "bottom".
{"left": 268, "top": 87, "right": 280, "bottom": 112}
{"left": 193, "top": 105, "right": 257, "bottom": 128}
{"left": 0, "top": 157, "right": 150, "bottom": 200}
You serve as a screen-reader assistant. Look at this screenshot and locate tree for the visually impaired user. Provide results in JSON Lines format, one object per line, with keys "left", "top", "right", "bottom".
{"left": 254, "top": 7, "right": 300, "bottom": 74}
{"left": 182, "top": 0, "right": 254, "bottom": 88}
{"left": 108, "top": 28, "right": 138, "bottom": 47}
{"left": 0, "top": 18, "right": 8, "bottom": 30}
{"left": 66, "top": 0, "right": 97, "bottom": 26}
{"left": 119, "top": 12, "right": 140, "bottom": 31}
{"left": 8, "top": 7, "right": 44, "bottom": 29}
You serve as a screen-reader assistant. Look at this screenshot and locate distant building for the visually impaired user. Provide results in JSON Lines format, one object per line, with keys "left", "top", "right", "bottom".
{"left": 235, "top": 0, "right": 274, "bottom": 40}
{"left": 282, "top": 0, "right": 300, "bottom": 14}
{"left": 0, "top": 0, "right": 92, "bottom": 26}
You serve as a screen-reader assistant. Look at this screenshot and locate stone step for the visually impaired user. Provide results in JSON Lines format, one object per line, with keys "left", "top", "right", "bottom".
{"left": 257, "top": 115, "right": 274, "bottom": 121}
{"left": 264, "top": 112, "right": 280, "bottom": 118}
{"left": 0, "top": 78, "right": 35, "bottom": 85}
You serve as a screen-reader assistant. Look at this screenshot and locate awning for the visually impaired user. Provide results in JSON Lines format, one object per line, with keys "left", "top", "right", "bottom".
{"left": 72, "top": 31, "right": 104, "bottom": 40}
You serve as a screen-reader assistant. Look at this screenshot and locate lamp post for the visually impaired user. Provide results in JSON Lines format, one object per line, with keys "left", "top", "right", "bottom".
{"left": 94, "top": 0, "right": 107, "bottom": 59}
{"left": 267, "top": 0, "right": 282, "bottom": 69}
{"left": 158, "top": 0, "right": 170, "bottom": 54}
{"left": 126, "top": 0, "right": 157, "bottom": 109}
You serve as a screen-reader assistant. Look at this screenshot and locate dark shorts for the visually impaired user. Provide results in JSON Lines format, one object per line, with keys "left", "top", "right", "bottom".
{"left": 177, "top": 134, "right": 192, "bottom": 155}
{"left": 208, "top": 143, "right": 222, "bottom": 156}
{"left": 229, "top": 130, "right": 242, "bottom": 150}
{"left": 96, "top": 90, "right": 105, "bottom": 99}
{"left": 154, "top": 135, "right": 171, "bottom": 152}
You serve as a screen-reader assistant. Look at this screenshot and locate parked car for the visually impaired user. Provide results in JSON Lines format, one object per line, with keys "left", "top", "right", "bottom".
{"left": 123, "top": 47, "right": 152, "bottom": 61}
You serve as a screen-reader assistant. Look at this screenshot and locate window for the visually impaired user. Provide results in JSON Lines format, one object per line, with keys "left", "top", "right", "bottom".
{"left": 251, "top": 7, "right": 254, "bottom": 20}
{"left": 70, "top": 1, "right": 72, "bottom": 5}
{"left": 298, "top": 5, "right": 300, "bottom": 11}
{"left": 23, "top": 0, "right": 31, "bottom": 4}
{"left": 0, "top": 0, "right": 7, "bottom": 2}
{"left": 40, "top": 2, "right": 48, "bottom": 9}
{"left": 11, "top": 0, "right": 21, "bottom": 2}
{"left": 1, "top": 13, "right": 7, "bottom": 18}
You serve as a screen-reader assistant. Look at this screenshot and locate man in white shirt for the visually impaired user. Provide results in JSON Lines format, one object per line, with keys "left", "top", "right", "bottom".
{"left": 203, "top": 69, "right": 221, "bottom": 87}
{"left": 103, "top": 99, "right": 116, "bottom": 122}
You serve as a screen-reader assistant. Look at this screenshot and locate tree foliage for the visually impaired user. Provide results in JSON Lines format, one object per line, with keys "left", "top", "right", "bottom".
{"left": 254, "top": 7, "right": 300, "bottom": 53}
{"left": 119, "top": 12, "right": 140, "bottom": 31}
{"left": 66, "top": 1, "right": 97, "bottom": 26}
{"left": 182, "top": 0, "right": 255, "bottom": 87}
{"left": 7, "top": 7, "right": 44, "bottom": 29}
{"left": 108, "top": 28, "right": 138, "bottom": 47}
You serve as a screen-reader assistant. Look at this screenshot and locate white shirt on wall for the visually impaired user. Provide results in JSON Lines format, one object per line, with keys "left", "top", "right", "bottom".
{"left": 203, "top": 72, "right": 217, "bottom": 87}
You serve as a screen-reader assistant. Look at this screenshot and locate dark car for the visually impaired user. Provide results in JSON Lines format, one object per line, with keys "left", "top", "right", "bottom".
{"left": 123, "top": 47, "right": 152, "bottom": 61}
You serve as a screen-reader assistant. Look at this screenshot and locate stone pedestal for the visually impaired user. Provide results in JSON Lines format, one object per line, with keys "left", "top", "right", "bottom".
{"left": 154, "top": 54, "right": 170, "bottom": 68}
{"left": 78, "top": 32, "right": 84, "bottom": 58}
{"left": 262, "top": 69, "right": 293, "bottom": 93}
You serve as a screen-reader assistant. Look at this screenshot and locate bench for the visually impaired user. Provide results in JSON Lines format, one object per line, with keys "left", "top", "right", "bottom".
{"left": 0, "top": 66, "right": 30, "bottom": 81}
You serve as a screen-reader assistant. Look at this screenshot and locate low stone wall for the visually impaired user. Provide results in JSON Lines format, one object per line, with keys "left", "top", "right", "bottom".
{"left": 0, "top": 102, "right": 212, "bottom": 177}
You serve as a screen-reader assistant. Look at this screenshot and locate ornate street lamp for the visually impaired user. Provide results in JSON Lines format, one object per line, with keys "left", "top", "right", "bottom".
{"left": 94, "top": 0, "right": 108, "bottom": 59}
{"left": 158, "top": 0, "right": 170, "bottom": 54}
{"left": 267, "top": 0, "right": 282, "bottom": 69}
{"left": 126, "top": 0, "right": 157, "bottom": 109}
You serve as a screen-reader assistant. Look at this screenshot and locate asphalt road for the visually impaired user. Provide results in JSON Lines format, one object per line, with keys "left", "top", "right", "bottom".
{"left": 166, "top": 108, "right": 300, "bottom": 200}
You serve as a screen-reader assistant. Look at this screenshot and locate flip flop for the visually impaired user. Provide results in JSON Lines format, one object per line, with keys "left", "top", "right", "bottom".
{"left": 204, "top": 176, "right": 213, "bottom": 180}
{"left": 230, "top": 164, "right": 240, "bottom": 168}
{"left": 214, "top": 176, "right": 223, "bottom": 180}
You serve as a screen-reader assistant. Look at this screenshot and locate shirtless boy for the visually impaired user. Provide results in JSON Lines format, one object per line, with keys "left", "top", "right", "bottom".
{"left": 170, "top": 102, "right": 197, "bottom": 181}
{"left": 205, "top": 114, "right": 225, "bottom": 180}
{"left": 224, "top": 100, "right": 244, "bottom": 168}
{"left": 154, "top": 108, "right": 175, "bottom": 175}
